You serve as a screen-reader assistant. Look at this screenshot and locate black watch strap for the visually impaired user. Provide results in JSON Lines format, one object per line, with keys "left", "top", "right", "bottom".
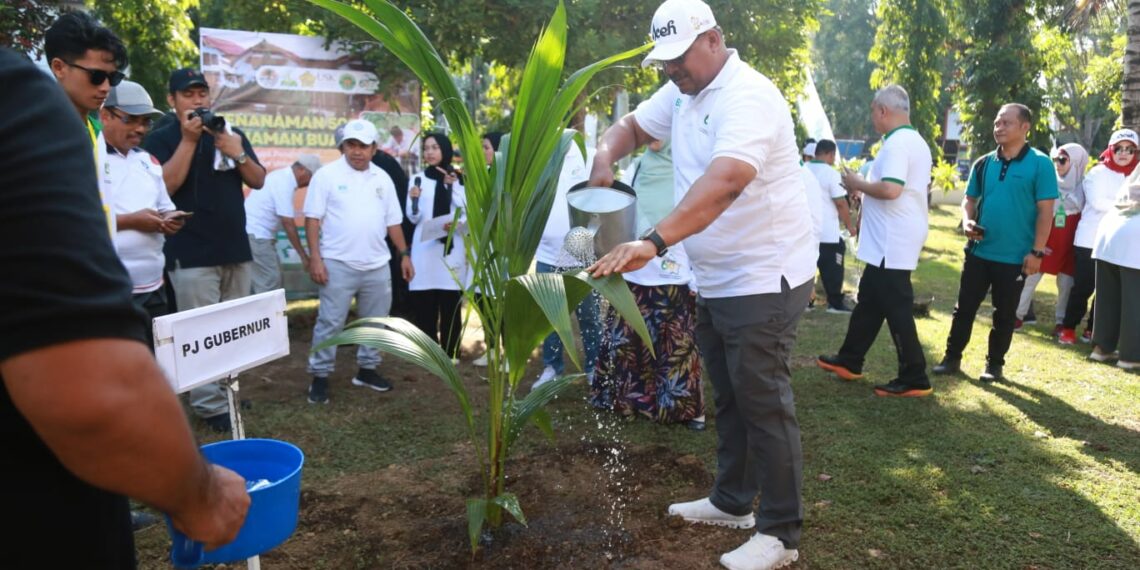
{"left": 1031, "top": 249, "right": 1046, "bottom": 258}
{"left": 641, "top": 228, "right": 668, "bottom": 257}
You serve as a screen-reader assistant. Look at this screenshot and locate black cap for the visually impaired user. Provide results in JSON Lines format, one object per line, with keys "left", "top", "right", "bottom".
{"left": 168, "top": 67, "right": 209, "bottom": 93}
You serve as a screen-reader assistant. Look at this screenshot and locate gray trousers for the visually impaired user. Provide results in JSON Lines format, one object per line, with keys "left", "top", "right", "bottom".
{"left": 170, "top": 262, "right": 252, "bottom": 418}
{"left": 248, "top": 234, "right": 282, "bottom": 294}
{"left": 1016, "top": 272, "right": 1074, "bottom": 323}
{"left": 307, "top": 259, "right": 392, "bottom": 377}
{"left": 1092, "top": 261, "right": 1140, "bottom": 361}
{"left": 697, "top": 278, "right": 812, "bottom": 549}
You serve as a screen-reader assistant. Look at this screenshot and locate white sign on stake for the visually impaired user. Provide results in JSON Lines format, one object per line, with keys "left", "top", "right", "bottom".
{"left": 154, "top": 289, "right": 290, "bottom": 394}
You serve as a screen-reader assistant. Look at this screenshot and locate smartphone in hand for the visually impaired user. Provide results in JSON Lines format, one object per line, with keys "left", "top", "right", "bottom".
{"left": 164, "top": 210, "right": 194, "bottom": 221}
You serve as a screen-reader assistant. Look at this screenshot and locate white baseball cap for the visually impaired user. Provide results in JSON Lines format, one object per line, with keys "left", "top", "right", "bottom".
{"left": 104, "top": 80, "right": 161, "bottom": 117}
{"left": 1108, "top": 128, "right": 1139, "bottom": 148}
{"left": 341, "top": 119, "right": 379, "bottom": 145}
{"left": 642, "top": 0, "right": 718, "bottom": 68}
{"left": 295, "top": 154, "right": 322, "bottom": 173}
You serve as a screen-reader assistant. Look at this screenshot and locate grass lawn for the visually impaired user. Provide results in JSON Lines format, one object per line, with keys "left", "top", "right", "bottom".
{"left": 138, "top": 204, "right": 1139, "bottom": 568}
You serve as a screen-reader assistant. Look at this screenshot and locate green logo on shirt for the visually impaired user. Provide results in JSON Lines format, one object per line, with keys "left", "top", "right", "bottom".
{"left": 337, "top": 184, "right": 347, "bottom": 192}
{"left": 703, "top": 114, "right": 709, "bottom": 125}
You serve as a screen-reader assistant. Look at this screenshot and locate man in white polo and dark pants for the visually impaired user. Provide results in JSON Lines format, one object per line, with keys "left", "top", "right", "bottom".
{"left": 245, "top": 154, "right": 322, "bottom": 294}
{"left": 587, "top": 1, "right": 816, "bottom": 568}
{"left": 816, "top": 85, "right": 933, "bottom": 397}
{"left": 303, "top": 120, "right": 414, "bottom": 403}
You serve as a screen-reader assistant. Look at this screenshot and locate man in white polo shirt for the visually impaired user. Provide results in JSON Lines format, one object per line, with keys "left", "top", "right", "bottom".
{"left": 100, "top": 80, "right": 185, "bottom": 348}
{"left": 816, "top": 85, "right": 933, "bottom": 397}
{"left": 806, "top": 139, "right": 857, "bottom": 313}
{"left": 587, "top": 1, "right": 816, "bottom": 568}
{"left": 303, "top": 119, "right": 414, "bottom": 404}
{"left": 245, "top": 154, "right": 322, "bottom": 294}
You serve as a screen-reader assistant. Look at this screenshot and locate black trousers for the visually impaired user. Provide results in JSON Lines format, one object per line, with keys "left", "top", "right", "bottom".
{"left": 1062, "top": 246, "right": 1096, "bottom": 331}
{"left": 837, "top": 263, "right": 927, "bottom": 384}
{"left": 410, "top": 289, "right": 463, "bottom": 357}
{"left": 944, "top": 253, "right": 1026, "bottom": 367}
{"left": 131, "top": 287, "right": 170, "bottom": 352}
{"left": 817, "top": 241, "right": 846, "bottom": 309}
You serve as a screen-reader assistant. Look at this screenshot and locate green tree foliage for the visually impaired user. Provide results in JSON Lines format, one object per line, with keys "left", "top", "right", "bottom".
{"left": 1035, "top": 17, "right": 1124, "bottom": 150}
{"left": 89, "top": 0, "right": 198, "bottom": 106}
{"left": 0, "top": 0, "right": 60, "bottom": 58}
{"left": 869, "top": 0, "right": 948, "bottom": 158}
{"left": 952, "top": 0, "right": 1048, "bottom": 153}
{"left": 812, "top": 0, "right": 877, "bottom": 140}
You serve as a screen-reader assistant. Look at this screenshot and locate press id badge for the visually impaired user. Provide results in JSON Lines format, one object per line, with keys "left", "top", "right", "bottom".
{"left": 1054, "top": 210, "right": 1066, "bottom": 228}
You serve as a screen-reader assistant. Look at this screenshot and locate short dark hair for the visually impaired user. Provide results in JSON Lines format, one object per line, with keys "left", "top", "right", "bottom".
{"left": 1003, "top": 103, "right": 1032, "bottom": 125}
{"left": 814, "top": 139, "right": 837, "bottom": 155}
{"left": 45, "top": 12, "right": 127, "bottom": 70}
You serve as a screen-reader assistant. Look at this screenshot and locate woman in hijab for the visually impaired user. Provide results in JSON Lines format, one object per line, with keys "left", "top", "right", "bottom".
{"left": 1089, "top": 165, "right": 1140, "bottom": 369}
{"left": 1015, "top": 143, "right": 1089, "bottom": 333}
{"left": 407, "top": 132, "right": 469, "bottom": 362}
{"left": 1060, "top": 129, "right": 1139, "bottom": 345}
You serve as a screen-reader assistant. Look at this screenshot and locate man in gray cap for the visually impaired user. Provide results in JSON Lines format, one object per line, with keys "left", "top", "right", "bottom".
{"left": 100, "top": 80, "right": 187, "bottom": 347}
{"left": 245, "top": 154, "right": 323, "bottom": 294}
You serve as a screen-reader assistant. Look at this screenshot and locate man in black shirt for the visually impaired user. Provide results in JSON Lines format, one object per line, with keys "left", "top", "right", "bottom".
{"left": 0, "top": 49, "right": 250, "bottom": 568}
{"left": 144, "top": 68, "right": 266, "bottom": 431}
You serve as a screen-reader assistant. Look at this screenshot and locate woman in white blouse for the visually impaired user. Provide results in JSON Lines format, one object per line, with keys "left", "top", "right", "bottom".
{"left": 406, "top": 133, "right": 469, "bottom": 362}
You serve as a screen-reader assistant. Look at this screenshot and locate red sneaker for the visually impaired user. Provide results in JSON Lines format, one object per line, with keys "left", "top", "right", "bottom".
{"left": 1080, "top": 329, "right": 1092, "bottom": 344}
{"left": 1058, "top": 328, "right": 1077, "bottom": 345}
{"left": 1014, "top": 319, "right": 1024, "bottom": 331}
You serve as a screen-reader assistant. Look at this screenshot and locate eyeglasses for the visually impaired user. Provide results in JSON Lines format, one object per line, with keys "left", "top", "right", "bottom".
{"left": 1113, "top": 145, "right": 1136, "bottom": 155}
{"left": 107, "top": 108, "right": 152, "bottom": 129}
{"left": 1052, "top": 156, "right": 1068, "bottom": 165}
{"left": 63, "top": 60, "right": 125, "bottom": 86}
{"left": 652, "top": 41, "right": 697, "bottom": 71}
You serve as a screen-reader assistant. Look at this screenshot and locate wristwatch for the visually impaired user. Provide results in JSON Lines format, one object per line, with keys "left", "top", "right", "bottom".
{"left": 1030, "top": 249, "right": 1046, "bottom": 258}
{"left": 640, "top": 228, "right": 668, "bottom": 257}
{"left": 234, "top": 152, "right": 248, "bottom": 165}
{"left": 400, "top": 249, "right": 411, "bottom": 258}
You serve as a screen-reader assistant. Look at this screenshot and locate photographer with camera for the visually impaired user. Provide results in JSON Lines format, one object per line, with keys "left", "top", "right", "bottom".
{"left": 143, "top": 68, "right": 265, "bottom": 433}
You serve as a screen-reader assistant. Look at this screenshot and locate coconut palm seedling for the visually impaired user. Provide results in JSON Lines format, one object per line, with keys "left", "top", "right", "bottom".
{"left": 306, "top": 0, "right": 653, "bottom": 552}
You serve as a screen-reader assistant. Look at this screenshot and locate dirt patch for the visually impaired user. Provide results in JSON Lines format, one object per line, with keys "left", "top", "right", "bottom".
{"left": 138, "top": 311, "right": 776, "bottom": 569}
{"left": 238, "top": 443, "right": 748, "bottom": 569}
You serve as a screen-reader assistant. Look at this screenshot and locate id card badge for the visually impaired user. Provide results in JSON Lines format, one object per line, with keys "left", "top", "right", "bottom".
{"left": 1054, "top": 210, "right": 1066, "bottom": 228}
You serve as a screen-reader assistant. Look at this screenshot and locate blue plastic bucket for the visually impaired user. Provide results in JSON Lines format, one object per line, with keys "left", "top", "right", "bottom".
{"left": 168, "top": 438, "right": 304, "bottom": 568}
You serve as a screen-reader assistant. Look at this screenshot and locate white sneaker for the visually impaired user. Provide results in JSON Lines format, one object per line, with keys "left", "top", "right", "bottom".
{"left": 666, "top": 498, "right": 754, "bottom": 529}
{"left": 1088, "top": 348, "right": 1118, "bottom": 362}
{"left": 720, "top": 533, "right": 799, "bottom": 570}
{"left": 532, "top": 366, "right": 557, "bottom": 391}
{"left": 473, "top": 353, "right": 489, "bottom": 367}
{"left": 1118, "top": 360, "right": 1139, "bottom": 371}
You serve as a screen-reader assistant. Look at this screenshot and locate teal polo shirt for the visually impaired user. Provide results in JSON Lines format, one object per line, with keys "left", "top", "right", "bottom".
{"left": 966, "top": 145, "right": 1058, "bottom": 265}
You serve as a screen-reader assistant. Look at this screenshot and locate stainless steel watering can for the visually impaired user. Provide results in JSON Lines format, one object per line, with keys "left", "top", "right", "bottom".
{"left": 566, "top": 180, "right": 638, "bottom": 260}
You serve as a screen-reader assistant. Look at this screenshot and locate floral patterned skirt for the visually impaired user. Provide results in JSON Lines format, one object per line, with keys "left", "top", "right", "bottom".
{"left": 590, "top": 283, "right": 703, "bottom": 423}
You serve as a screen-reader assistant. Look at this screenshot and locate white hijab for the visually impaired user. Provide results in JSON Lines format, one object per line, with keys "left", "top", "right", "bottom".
{"left": 1054, "top": 143, "right": 1089, "bottom": 214}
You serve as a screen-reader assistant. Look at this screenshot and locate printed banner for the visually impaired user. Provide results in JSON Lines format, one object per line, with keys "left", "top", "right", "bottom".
{"left": 199, "top": 27, "right": 422, "bottom": 174}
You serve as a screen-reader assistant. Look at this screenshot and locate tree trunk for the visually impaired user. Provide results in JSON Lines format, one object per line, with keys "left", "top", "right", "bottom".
{"left": 1123, "top": 0, "right": 1140, "bottom": 127}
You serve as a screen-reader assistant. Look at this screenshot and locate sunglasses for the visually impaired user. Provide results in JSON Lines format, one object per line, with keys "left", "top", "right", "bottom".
{"left": 1112, "top": 145, "right": 1136, "bottom": 155}
{"left": 63, "top": 60, "right": 125, "bottom": 86}
{"left": 1052, "top": 156, "right": 1068, "bottom": 165}
{"left": 107, "top": 108, "right": 152, "bottom": 129}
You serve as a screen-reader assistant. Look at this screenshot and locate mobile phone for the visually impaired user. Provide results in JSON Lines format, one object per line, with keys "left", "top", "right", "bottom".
{"left": 973, "top": 224, "right": 986, "bottom": 237}
{"left": 166, "top": 211, "right": 194, "bottom": 220}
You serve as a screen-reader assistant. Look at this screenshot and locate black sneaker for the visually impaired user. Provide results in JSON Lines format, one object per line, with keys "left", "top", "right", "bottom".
{"left": 352, "top": 368, "right": 392, "bottom": 392}
{"left": 816, "top": 354, "right": 863, "bottom": 380}
{"left": 204, "top": 413, "right": 231, "bottom": 433}
{"left": 979, "top": 364, "right": 1003, "bottom": 382}
{"left": 308, "top": 376, "right": 329, "bottom": 404}
{"left": 873, "top": 379, "right": 933, "bottom": 398}
{"left": 932, "top": 358, "right": 961, "bottom": 375}
{"left": 825, "top": 304, "right": 853, "bottom": 314}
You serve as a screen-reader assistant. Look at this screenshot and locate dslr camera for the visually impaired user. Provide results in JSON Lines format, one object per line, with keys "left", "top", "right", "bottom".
{"left": 189, "top": 107, "right": 226, "bottom": 131}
